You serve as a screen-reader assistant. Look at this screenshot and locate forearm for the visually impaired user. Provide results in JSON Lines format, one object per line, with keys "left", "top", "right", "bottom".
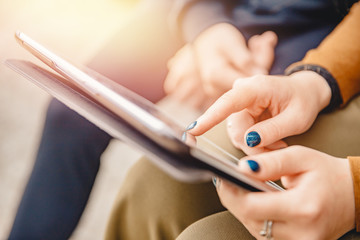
{"left": 169, "top": 0, "right": 235, "bottom": 42}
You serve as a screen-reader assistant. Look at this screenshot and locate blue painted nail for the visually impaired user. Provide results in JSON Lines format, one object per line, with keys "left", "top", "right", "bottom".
{"left": 247, "top": 160, "right": 260, "bottom": 172}
{"left": 212, "top": 177, "right": 217, "bottom": 187}
{"left": 212, "top": 177, "right": 221, "bottom": 188}
{"left": 246, "top": 131, "right": 261, "bottom": 147}
{"left": 186, "top": 121, "right": 197, "bottom": 131}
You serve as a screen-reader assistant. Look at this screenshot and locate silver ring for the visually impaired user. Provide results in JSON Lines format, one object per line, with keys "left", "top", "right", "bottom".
{"left": 259, "top": 220, "right": 268, "bottom": 236}
{"left": 266, "top": 220, "right": 273, "bottom": 239}
{"left": 259, "top": 220, "right": 273, "bottom": 239}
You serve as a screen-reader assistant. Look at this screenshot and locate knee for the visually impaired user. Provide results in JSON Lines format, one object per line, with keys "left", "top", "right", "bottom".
{"left": 44, "top": 99, "right": 111, "bottom": 143}
{"left": 45, "top": 99, "right": 85, "bottom": 129}
{"left": 177, "top": 211, "right": 252, "bottom": 240}
{"left": 107, "top": 157, "right": 225, "bottom": 239}
{"left": 118, "top": 157, "right": 222, "bottom": 216}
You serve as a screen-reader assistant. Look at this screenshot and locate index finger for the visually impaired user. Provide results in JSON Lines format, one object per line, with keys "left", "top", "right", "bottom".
{"left": 218, "top": 180, "right": 295, "bottom": 222}
{"left": 188, "top": 79, "right": 257, "bottom": 135}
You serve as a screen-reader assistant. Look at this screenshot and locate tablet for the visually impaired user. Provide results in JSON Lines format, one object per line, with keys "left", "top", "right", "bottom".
{"left": 12, "top": 31, "right": 283, "bottom": 192}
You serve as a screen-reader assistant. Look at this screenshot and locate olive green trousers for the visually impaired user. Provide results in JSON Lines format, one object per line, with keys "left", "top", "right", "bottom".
{"left": 105, "top": 96, "right": 360, "bottom": 240}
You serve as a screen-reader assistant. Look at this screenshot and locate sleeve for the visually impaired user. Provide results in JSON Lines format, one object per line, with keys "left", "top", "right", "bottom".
{"left": 348, "top": 156, "right": 360, "bottom": 232}
{"left": 168, "top": 0, "right": 235, "bottom": 42}
{"left": 286, "top": 2, "right": 360, "bottom": 106}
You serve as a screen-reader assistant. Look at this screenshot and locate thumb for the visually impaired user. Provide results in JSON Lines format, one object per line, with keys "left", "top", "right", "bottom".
{"left": 248, "top": 31, "right": 278, "bottom": 72}
{"left": 238, "top": 146, "right": 311, "bottom": 181}
{"left": 244, "top": 108, "right": 309, "bottom": 148}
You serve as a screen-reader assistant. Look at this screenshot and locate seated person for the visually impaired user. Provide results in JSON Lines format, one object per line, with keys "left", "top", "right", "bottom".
{"left": 178, "top": 3, "right": 360, "bottom": 239}
{"left": 8, "top": 0, "right": 276, "bottom": 239}
{"left": 104, "top": 1, "right": 360, "bottom": 239}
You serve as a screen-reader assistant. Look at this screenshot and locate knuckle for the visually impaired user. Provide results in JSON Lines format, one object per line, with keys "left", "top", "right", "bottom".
{"left": 240, "top": 74, "right": 268, "bottom": 91}
{"left": 201, "top": 69, "right": 213, "bottom": 82}
{"left": 287, "top": 145, "right": 304, "bottom": 153}
{"left": 219, "top": 90, "right": 235, "bottom": 105}
{"left": 297, "top": 201, "right": 322, "bottom": 221}
{"left": 241, "top": 208, "right": 253, "bottom": 219}
{"left": 264, "top": 120, "right": 283, "bottom": 141}
{"left": 240, "top": 202, "right": 254, "bottom": 219}
{"left": 237, "top": 54, "right": 252, "bottom": 67}
{"left": 271, "top": 156, "right": 286, "bottom": 175}
{"left": 251, "top": 74, "right": 268, "bottom": 83}
{"left": 203, "top": 84, "right": 218, "bottom": 97}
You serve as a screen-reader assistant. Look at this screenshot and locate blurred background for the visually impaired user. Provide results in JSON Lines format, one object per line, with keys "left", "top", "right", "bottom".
{"left": 0, "top": 0, "right": 149, "bottom": 238}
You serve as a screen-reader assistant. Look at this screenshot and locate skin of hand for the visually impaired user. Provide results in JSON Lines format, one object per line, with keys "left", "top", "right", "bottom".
{"left": 188, "top": 70, "right": 332, "bottom": 155}
{"left": 190, "top": 23, "right": 276, "bottom": 96}
{"left": 216, "top": 146, "right": 355, "bottom": 240}
{"left": 164, "top": 23, "right": 277, "bottom": 110}
{"left": 163, "top": 44, "right": 213, "bottom": 110}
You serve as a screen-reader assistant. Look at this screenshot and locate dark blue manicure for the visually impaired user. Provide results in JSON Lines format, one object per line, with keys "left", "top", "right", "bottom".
{"left": 212, "top": 177, "right": 221, "bottom": 188}
{"left": 247, "top": 160, "right": 260, "bottom": 172}
{"left": 186, "top": 121, "right": 197, "bottom": 131}
{"left": 212, "top": 177, "right": 217, "bottom": 187}
{"left": 246, "top": 131, "right": 261, "bottom": 147}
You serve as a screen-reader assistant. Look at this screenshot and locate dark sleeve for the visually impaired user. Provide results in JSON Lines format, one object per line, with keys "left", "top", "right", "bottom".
{"left": 169, "top": 0, "right": 235, "bottom": 42}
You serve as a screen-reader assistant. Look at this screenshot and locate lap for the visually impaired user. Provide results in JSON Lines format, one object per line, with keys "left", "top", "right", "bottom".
{"left": 177, "top": 210, "right": 360, "bottom": 240}
{"left": 106, "top": 95, "right": 360, "bottom": 239}
{"left": 176, "top": 211, "right": 254, "bottom": 240}
{"left": 105, "top": 157, "right": 225, "bottom": 240}
{"left": 178, "top": 95, "right": 360, "bottom": 239}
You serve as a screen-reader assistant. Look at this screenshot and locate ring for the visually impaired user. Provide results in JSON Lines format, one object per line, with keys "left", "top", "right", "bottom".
{"left": 259, "top": 220, "right": 273, "bottom": 239}
{"left": 259, "top": 220, "right": 268, "bottom": 236}
{"left": 266, "top": 220, "right": 273, "bottom": 239}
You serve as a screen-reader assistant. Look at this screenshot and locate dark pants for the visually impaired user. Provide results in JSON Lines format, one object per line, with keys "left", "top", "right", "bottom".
{"left": 9, "top": 99, "right": 111, "bottom": 239}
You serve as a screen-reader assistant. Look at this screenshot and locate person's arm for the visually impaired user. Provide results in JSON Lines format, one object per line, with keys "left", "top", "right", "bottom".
{"left": 169, "top": 0, "right": 235, "bottom": 42}
{"left": 216, "top": 146, "right": 356, "bottom": 239}
{"left": 286, "top": 2, "right": 360, "bottom": 109}
{"left": 286, "top": 5, "right": 360, "bottom": 229}
{"left": 188, "top": 3, "right": 360, "bottom": 152}
{"left": 166, "top": 1, "right": 277, "bottom": 110}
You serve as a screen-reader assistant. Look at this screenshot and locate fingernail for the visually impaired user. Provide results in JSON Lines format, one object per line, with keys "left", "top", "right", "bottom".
{"left": 181, "top": 132, "right": 187, "bottom": 142}
{"left": 246, "top": 131, "right": 261, "bottom": 147}
{"left": 186, "top": 121, "right": 197, "bottom": 131}
{"left": 212, "top": 177, "right": 221, "bottom": 188}
{"left": 212, "top": 177, "right": 217, "bottom": 187}
{"left": 247, "top": 160, "right": 260, "bottom": 172}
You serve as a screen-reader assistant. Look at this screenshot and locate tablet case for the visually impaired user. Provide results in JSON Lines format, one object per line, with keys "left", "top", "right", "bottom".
{"left": 5, "top": 59, "right": 212, "bottom": 183}
{"left": 6, "top": 59, "right": 284, "bottom": 192}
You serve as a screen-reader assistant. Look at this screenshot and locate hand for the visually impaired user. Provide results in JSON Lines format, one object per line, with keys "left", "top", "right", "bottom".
{"left": 190, "top": 23, "right": 276, "bottom": 96}
{"left": 164, "top": 23, "right": 277, "bottom": 110}
{"left": 217, "top": 146, "right": 355, "bottom": 240}
{"left": 188, "top": 71, "right": 331, "bottom": 155}
{"left": 163, "top": 44, "right": 213, "bottom": 110}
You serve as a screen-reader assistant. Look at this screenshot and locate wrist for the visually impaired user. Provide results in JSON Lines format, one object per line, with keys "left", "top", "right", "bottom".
{"left": 285, "top": 64, "right": 343, "bottom": 113}
{"left": 289, "top": 70, "right": 332, "bottom": 113}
